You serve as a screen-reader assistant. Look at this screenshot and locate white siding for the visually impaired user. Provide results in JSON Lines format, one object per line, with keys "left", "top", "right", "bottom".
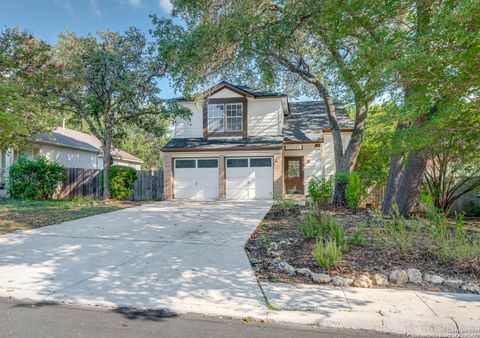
{"left": 175, "top": 101, "right": 203, "bottom": 138}
{"left": 322, "top": 132, "right": 352, "bottom": 178}
{"left": 113, "top": 160, "right": 141, "bottom": 170}
{"left": 209, "top": 88, "right": 243, "bottom": 98}
{"left": 38, "top": 144, "right": 100, "bottom": 169}
{"left": 248, "top": 98, "right": 283, "bottom": 136}
{"left": 284, "top": 144, "right": 322, "bottom": 189}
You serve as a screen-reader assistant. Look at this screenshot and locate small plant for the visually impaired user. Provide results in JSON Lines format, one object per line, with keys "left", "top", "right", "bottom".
{"left": 313, "top": 238, "right": 343, "bottom": 269}
{"left": 109, "top": 165, "right": 138, "bottom": 200}
{"left": 298, "top": 212, "right": 322, "bottom": 238}
{"left": 320, "top": 215, "right": 348, "bottom": 252}
{"left": 345, "top": 172, "right": 361, "bottom": 213}
{"left": 273, "top": 198, "right": 297, "bottom": 214}
{"left": 307, "top": 177, "right": 333, "bottom": 210}
{"left": 349, "top": 225, "right": 366, "bottom": 247}
{"left": 8, "top": 156, "right": 66, "bottom": 200}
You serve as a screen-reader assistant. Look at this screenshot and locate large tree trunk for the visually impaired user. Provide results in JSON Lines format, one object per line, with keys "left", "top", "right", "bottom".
{"left": 393, "top": 149, "right": 428, "bottom": 215}
{"left": 102, "top": 129, "right": 113, "bottom": 199}
{"left": 382, "top": 152, "right": 405, "bottom": 215}
{"left": 315, "top": 84, "right": 368, "bottom": 204}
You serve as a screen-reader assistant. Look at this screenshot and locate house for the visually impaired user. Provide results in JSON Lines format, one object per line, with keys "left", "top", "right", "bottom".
{"left": 0, "top": 127, "right": 143, "bottom": 193}
{"left": 161, "top": 81, "right": 353, "bottom": 200}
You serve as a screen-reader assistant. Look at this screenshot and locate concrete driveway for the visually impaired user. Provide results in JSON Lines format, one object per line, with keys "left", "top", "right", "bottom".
{"left": 0, "top": 201, "right": 272, "bottom": 317}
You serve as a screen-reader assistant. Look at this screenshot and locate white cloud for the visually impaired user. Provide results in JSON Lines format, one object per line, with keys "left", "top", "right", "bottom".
{"left": 89, "top": 0, "right": 102, "bottom": 17}
{"left": 159, "top": 0, "right": 173, "bottom": 13}
{"left": 128, "top": 0, "right": 142, "bottom": 8}
{"left": 54, "top": 0, "right": 74, "bottom": 13}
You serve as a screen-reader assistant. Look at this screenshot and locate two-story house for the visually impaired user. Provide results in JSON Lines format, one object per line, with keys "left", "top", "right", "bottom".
{"left": 161, "top": 81, "right": 353, "bottom": 200}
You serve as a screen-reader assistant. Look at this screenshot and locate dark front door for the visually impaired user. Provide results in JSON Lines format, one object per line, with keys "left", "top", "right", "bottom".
{"left": 284, "top": 157, "right": 304, "bottom": 194}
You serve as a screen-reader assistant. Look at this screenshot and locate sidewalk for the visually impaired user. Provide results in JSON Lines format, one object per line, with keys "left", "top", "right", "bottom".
{"left": 260, "top": 282, "right": 480, "bottom": 337}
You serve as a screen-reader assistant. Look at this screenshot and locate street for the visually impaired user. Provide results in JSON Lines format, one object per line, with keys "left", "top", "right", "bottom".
{"left": 0, "top": 298, "right": 400, "bottom": 338}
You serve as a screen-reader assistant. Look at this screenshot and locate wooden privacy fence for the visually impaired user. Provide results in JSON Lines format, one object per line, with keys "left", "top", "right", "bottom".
{"left": 53, "top": 168, "right": 164, "bottom": 201}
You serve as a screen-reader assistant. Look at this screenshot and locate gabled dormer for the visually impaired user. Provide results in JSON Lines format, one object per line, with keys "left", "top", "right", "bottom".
{"left": 175, "top": 81, "right": 289, "bottom": 140}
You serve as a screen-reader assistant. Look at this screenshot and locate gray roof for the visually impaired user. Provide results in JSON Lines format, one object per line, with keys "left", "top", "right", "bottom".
{"left": 283, "top": 101, "right": 354, "bottom": 142}
{"left": 36, "top": 128, "right": 143, "bottom": 163}
{"left": 162, "top": 136, "right": 284, "bottom": 151}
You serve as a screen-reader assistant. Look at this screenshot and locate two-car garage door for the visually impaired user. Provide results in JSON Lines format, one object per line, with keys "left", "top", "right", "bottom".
{"left": 173, "top": 157, "right": 273, "bottom": 200}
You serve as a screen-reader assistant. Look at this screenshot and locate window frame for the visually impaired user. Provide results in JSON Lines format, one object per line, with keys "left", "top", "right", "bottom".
{"left": 207, "top": 102, "right": 243, "bottom": 133}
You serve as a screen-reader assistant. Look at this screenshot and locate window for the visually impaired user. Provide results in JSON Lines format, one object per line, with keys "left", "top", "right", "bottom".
{"left": 198, "top": 159, "right": 218, "bottom": 168}
{"left": 226, "top": 103, "right": 243, "bottom": 131}
{"left": 208, "top": 102, "right": 243, "bottom": 132}
{"left": 250, "top": 158, "right": 272, "bottom": 167}
{"left": 208, "top": 104, "right": 224, "bottom": 132}
{"left": 175, "top": 159, "right": 196, "bottom": 169}
{"left": 287, "top": 160, "right": 301, "bottom": 177}
{"left": 227, "top": 158, "right": 248, "bottom": 168}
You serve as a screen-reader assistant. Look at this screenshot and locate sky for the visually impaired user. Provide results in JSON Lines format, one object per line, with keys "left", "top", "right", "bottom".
{"left": 0, "top": 0, "right": 177, "bottom": 97}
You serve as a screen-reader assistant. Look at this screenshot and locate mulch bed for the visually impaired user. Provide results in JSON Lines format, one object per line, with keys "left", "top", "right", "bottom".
{"left": 245, "top": 204, "right": 480, "bottom": 293}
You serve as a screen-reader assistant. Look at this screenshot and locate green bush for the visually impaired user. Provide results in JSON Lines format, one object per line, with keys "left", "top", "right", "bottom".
{"left": 298, "top": 212, "right": 323, "bottom": 238}
{"left": 308, "top": 177, "right": 333, "bottom": 210}
{"left": 8, "top": 156, "right": 66, "bottom": 200}
{"left": 349, "top": 225, "right": 366, "bottom": 246}
{"left": 109, "top": 165, "right": 138, "bottom": 200}
{"left": 273, "top": 197, "right": 297, "bottom": 214}
{"left": 313, "top": 238, "right": 343, "bottom": 269}
{"left": 345, "top": 172, "right": 361, "bottom": 213}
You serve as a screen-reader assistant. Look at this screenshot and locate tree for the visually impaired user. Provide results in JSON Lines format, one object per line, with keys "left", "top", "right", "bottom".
{"left": 0, "top": 28, "right": 60, "bottom": 147}
{"left": 55, "top": 28, "right": 188, "bottom": 198}
{"left": 151, "top": 0, "right": 388, "bottom": 202}
{"left": 379, "top": 0, "right": 480, "bottom": 215}
{"left": 424, "top": 131, "right": 480, "bottom": 214}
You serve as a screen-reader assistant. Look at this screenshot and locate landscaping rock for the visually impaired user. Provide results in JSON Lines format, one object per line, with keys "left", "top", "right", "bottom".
{"left": 461, "top": 282, "right": 480, "bottom": 294}
{"left": 389, "top": 269, "right": 408, "bottom": 285}
{"left": 353, "top": 275, "right": 373, "bottom": 288}
{"left": 278, "top": 239, "right": 288, "bottom": 245}
{"left": 444, "top": 279, "right": 463, "bottom": 288}
{"left": 296, "top": 268, "right": 311, "bottom": 276}
{"left": 311, "top": 273, "right": 331, "bottom": 284}
{"left": 424, "top": 274, "right": 444, "bottom": 285}
{"left": 266, "top": 247, "right": 281, "bottom": 258}
{"left": 278, "top": 261, "right": 296, "bottom": 275}
{"left": 269, "top": 242, "right": 280, "bottom": 251}
{"left": 407, "top": 268, "right": 423, "bottom": 284}
{"left": 332, "top": 276, "right": 353, "bottom": 287}
{"left": 372, "top": 273, "right": 389, "bottom": 286}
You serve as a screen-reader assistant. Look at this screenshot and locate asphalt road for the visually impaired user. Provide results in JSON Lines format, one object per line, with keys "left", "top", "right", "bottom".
{"left": 0, "top": 298, "right": 400, "bottom": 338}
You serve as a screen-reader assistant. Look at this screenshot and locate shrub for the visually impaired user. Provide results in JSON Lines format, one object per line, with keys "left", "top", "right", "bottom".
{"left": 313, "top": 238, "right": 343, "bottom": 269}
{"left": 273, "top": 197, "right": 297, "bottom": 214}
{"left": 298, "top": 212, "right": 323, "bottom": 238}
{"left": 327, "top": 218, "right": 348, "bottom": 252}
{"left": 345, "top": 172, "right": 361, "bottom": 213}
{"left": 109, "top": 165, "right": 138, "bottom": 200}
{"left": 8, "top": 156, "right": 66, "bottom": 200}
{"left": 349, "top": 225, "right": 366, "bottom": 246}
{"left": 308, "top": 177, "right": 334, "bottom": 210}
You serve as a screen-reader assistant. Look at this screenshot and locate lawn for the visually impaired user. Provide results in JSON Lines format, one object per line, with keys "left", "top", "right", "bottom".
{"left": 0, "top": 198, "right": 139, "bottom": 234}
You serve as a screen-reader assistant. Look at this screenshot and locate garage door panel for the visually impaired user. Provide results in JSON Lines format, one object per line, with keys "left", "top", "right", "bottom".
{"left": 174, "top": 159, "right": 219, "bottom": 200}
{"left": 226, "top": 157, "right": 273, "bottom": 200}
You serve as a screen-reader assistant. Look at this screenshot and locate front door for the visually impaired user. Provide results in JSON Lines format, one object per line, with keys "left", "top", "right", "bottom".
{"left": 284, "top": 157, "right": 304, "bottom": 194}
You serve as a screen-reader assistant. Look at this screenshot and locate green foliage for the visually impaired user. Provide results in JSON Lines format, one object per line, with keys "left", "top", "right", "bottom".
{"left": 0, "top": 28, "right": 60, "bottom": 147}
{"left": 108, "top": 165, "right": 138, "bottom": 200}
{"left": 8, "top": 156, "right": 66, "bottom": 200}
{"left": 55, "top": 28, "right": 190, "bottom": 197}
{"left": 313, "top": 239, "right": 343, "bottom": 269}
{"left": 273, "top": 197, "right": 297, "bottom": 214}
{"left": 345, "top": 172, "right": 361, "bottom": 213}
{"left": 298, "top": 212, "right": 323, "bottom": 239}
{"left": 308, "top": 177, "right": 333, "bottom": 210}
{"left": 349, "top": 225, "right": 366, "bottom": 247}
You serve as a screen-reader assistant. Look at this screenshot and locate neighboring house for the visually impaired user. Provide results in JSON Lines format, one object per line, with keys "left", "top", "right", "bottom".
{"left": 0, "top": 127, "right": 143, "bottom": 194}
{"left": 161, "top": 81, "right": 353, "bottom": 200}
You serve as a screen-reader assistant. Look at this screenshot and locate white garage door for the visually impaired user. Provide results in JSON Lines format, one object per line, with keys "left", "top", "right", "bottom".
{"left": 174, "top": 159, "right": 219, "bottom": 200}
{"left": 226, "top": 157, "right": 273, "bottom": 200}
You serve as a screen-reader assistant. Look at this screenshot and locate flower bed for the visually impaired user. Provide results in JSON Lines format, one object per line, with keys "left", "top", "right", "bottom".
{"left": 245, "top": 202, "right": 480, "bottom": 294}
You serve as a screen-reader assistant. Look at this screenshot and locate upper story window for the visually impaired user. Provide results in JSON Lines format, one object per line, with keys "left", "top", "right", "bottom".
{"left": 208, "top": 103, "right": 243, "bottom": 132}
